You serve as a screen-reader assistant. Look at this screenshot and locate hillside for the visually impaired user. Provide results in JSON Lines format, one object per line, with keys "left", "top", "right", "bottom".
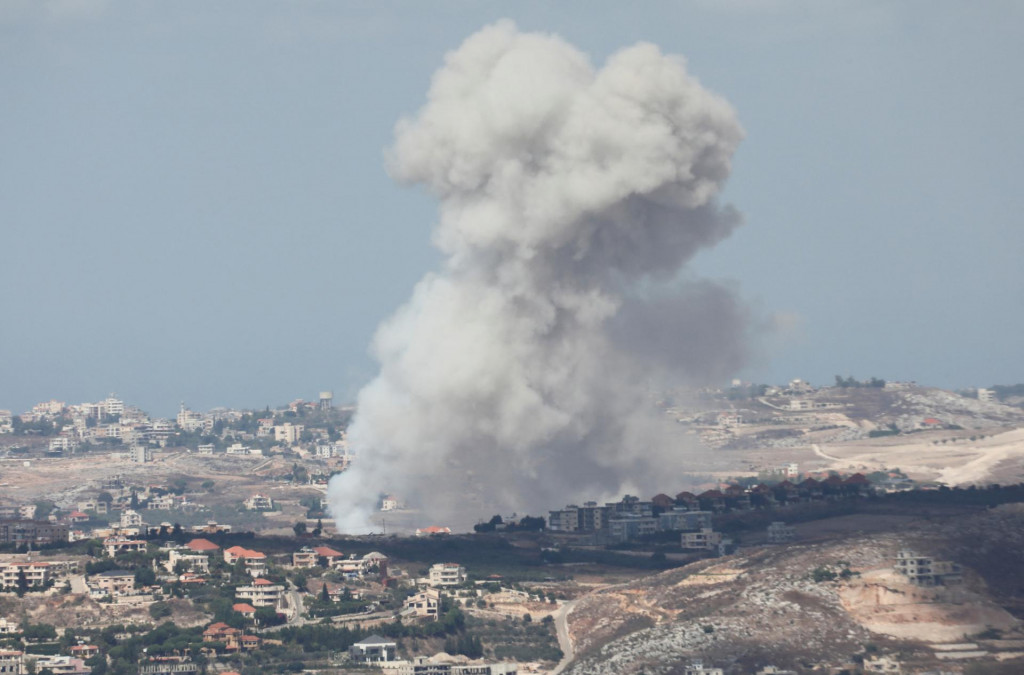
{"left": 561, "top": 505, "right": 1024, "bottom": 674}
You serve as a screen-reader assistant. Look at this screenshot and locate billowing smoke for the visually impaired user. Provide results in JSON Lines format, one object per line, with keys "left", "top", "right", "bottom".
{"left": 328, "top": 21, "right": 748, "bottom": 532}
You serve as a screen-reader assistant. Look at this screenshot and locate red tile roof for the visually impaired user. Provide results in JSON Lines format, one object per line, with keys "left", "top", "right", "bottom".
{"left": 186, "top": 538, "right": 220, "bottom": 552}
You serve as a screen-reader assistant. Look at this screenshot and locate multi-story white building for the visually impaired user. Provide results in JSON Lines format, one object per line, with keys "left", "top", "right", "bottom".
{"left": 165, "top": 549, "right": 210, "bottom": 574}
{"left": 0, "top": 562, "right": 52, "bottom": 589}
{"left": 273, "top": 423, "right": 304, "bottom": 445}
{"left": 428, "top": 563, "right": 466, "bottom": 587}
{"left": 235, "top": 578, "right": 284, "bottom": 607}
{"left": 0, "top": 650, "right": 24, "bottom": 675}
{"left": 681, "top": 528, "right": 723, "bottom": 551}
{"left": 121, "top": 509, "right": 143, "bottom": 528}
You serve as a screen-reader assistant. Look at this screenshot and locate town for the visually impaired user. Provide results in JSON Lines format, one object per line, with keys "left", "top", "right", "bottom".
{"left": 2, "top": 380, "right": 1024, "bottom": 674}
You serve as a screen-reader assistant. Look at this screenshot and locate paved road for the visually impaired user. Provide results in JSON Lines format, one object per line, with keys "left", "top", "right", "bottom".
{"left": 550, "top": 599, "right": 578, "bottom": 675}
{"left": 69, "top": 574, "right": 88, "bottom": 594}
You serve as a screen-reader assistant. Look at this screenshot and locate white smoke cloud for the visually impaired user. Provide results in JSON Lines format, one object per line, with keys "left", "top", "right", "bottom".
{"left": 327, "top": 20, "right": 748, "bottom": 532}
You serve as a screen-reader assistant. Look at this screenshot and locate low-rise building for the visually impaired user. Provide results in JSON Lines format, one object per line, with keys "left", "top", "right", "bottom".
{"left": 104, "top": 537, "right": 147, "bottom": 557}
{"left": 166, "top": 549, "right": 210, "bottom": 574}
{"left": 224, "top": 546, "right": 267, "bottom": 577}
{"left": 681, "top": 528, "right": 723, "bottom": 551}
{"left": 766, "top": 521, "right": 796, "bottom": 544}
{"left": 349, "top": 635, "right": 396, "bottom": 664}
{"left": 90, "top": 569, "right": 136, "bottom": 596}
{"left": 243, "top": 494, "right": 274, "bottom": 511}
{"left": 404, "top": 588, "right": 441, "bottom": 620}
{"left": 292, "top": 547, "right": 318, "bottom": 568}
{"left": 428, "top": 563, "right": 466, "bottom": 587}
{"left": 0, "top": 562, "right": 52, "bottom": 589}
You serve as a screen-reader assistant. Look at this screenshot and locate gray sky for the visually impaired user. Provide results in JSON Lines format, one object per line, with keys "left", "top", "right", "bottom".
{"left": 2, "top": 1, "right": 1022, "bottom": 417}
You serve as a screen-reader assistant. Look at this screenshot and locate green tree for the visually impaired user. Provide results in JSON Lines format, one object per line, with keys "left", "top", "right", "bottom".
{"left": 293, "top": 521, "right": 307, "bottom": 537}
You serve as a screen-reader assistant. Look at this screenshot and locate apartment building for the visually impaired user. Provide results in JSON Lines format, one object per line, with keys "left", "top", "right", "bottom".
{"left": 235, "top": 578, "right": 284, "bottom": 608}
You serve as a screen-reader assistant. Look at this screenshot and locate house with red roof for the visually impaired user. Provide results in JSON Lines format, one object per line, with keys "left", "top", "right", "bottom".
{"left": 185, "top": 538, "right": 220, "bottom": 553}
{"left": 224, "top": 546, "right": 267, "bottom": 577}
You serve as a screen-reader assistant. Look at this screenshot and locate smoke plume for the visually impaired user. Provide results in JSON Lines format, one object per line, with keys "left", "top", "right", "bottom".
{"left": 328, "top": 21, "right": 748, "bottom": 532}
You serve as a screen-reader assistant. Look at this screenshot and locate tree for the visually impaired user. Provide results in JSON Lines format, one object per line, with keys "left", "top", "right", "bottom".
{"left": 312, "top": 518, "right": 323, "bottom": 537}
{"left": 16, "top": 568, "right": 29, "bottom": 597}
{"left": 293, "top": 521, "right": 307, "bottom": 537}
{"left": 320, "top": 583, "right": 330, "bottom": 602}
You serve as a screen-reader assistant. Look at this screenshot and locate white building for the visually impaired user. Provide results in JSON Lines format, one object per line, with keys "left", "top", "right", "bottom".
{"left": 121, "top": 509, "right": 144, "bottom": 528}
{"left": 129, "top": 446, "right": 152, "bottom": 463}
{"left": 235, "top": 578, "right": 284, "bottom": 607}
{"left": 428, "top": 563, "right": 466, "bottom": 587}
{"left": 766, "top": 522, "right": 796, "bottom": 544}
{"left": 681, "top": 528, "right": 723, "bottom": 551}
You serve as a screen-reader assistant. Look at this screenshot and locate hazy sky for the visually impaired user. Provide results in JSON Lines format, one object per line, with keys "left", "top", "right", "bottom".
{"left": 2, "top": 1, "right": 1022, "bottom": 417}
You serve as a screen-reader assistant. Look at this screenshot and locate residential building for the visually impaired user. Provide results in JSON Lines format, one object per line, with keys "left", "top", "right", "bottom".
{"left": 0, "top": 619, "right": 18, "bottom": 635}
{"left": 104, "top": 537, "right": 147, "bottom": 557}
{"left": 404, "top": 588, "right": 441, "bottom": 620}
{"left": 235, "top": 578, "right": 284, "bottom": 608}
{"left": 91, "top": 569, "right": 136, "bottom": 596}
{"left": 0, "top": 520, "right": 68, "bottom": 545}
{"left": 658, "top": 510, "right": 713, "bottom": 532}
{"left": 292, "top": 547, "right": 318, "bottom": 568}
{"left": 0, "top": 650, "right": 24, "bottom": 675}
{"left": 390, "top": 657, "right": 518, "bottom": 674}
{"left": 894, "top": 551, "right": 963, "bottom": 586}
{"left": 223, "top": 546, "right": 267, "bottom": 577}
{"left": 129, "top": 446, "right": 152, "bottom": 463}
{"left": 273, "top": 423, "right": 303, "bottom": 445}
{"left": 196, "top": 444, "right": 215, "bottom": 455}
{"left": 607, "top": 515, "right": 659, "bottom": 543}
{"left": 166, "top": 549, "right": 210, "bottom": 574}
{"left": 428, "top": 563, "right": 466, "bottom": 587}
{"left": 243, "top": 494, "right": 274, "bottom": 511}
{"left": 0, "top": 562, "right": 52, "bottom": 589}
{"left": 766, "top": 522, "right": 796, "bottom": 544}
{"left": 185, "top": 538, "right": 220, "bottom": 554}
{"left": 138, "top": 658, "right": 200, "bottom": 675}
{"left": 120, "top": 509, "right": 143, "bottom": 528}
{"left": 681, "top": 528, "right": 723, "bottom": 551}
{"left": 30, "top": 656, "right": 89, "bottom": 675}
{"left": 349, "top": 635, "right": 397, "bottom": 664}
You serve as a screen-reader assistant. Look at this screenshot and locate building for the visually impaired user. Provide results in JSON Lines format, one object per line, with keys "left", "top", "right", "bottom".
{"left": 894, "top": 551, "right": 962, "bottom": 586}
{"left": 657, "top": 510, "right": 712, "bottom": 532}
{"left": 766, "top": 522, "right": 796, "bottom": 544}
{"left": 319, "top": 391, "right": 333, "bottom": 410}
{"left": 120, "top": 509, "right": 144, "bottom": 528}
{"left": 0, "top": 651, "right": 24, "bottom": 675}
{"left": 0, "top": 562, "right": 52, "bottom": 589}
{"left": 104, "top": 537, "right": 146, "bottom": 557}
{"left": 166, "top": 549, "right": 210, "bottom": 574}
{"left": 243, "top": 494, "right": 274, "bottom": 511}
{"left": 428, "top": 563, "right": 467, "bottom": 587}
{"left": 91, "top": 569, "right": 136, "bottom": 596}
{"left": 292, "top": 547, "right": 318, "bottom": 568}
{"left": 0, "top": 619, "right": 18, "bottom": 635}
{"left": 129, "top": 445, "right": 153, "bottom": 463}
{"left": 30, "top": 656, "right": 89, "bottom": 675}
{"left": 389, "top": 657, "right": 518, "bottom": 674}
{"left": 607, "top": 514, "right": 659, "bottom": 543}
{"left": 0, "top": 520, "right": 68, "bottom": 545}
{"left": 403, "top": 588, "right": 441, "bottom": 620}
{"left": 235, "top": 578, "right": 284, "bottom": 607}
{"left": 185, "top": 538, "right": 220, "bottom": 553}
{"left": 681, "top": 528, "right": 724, "bottom": 551}
{"left": 977, "top": 388, "right": 995, "bottom": 402}
{"left": 349, "top": 635, "right": 397, "bottom": 663}
{"left": 224, "top": 546, "right": 267, "bottom": 577}
{"left": 273, "top": 423, "right": 303, "bottom": 445}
